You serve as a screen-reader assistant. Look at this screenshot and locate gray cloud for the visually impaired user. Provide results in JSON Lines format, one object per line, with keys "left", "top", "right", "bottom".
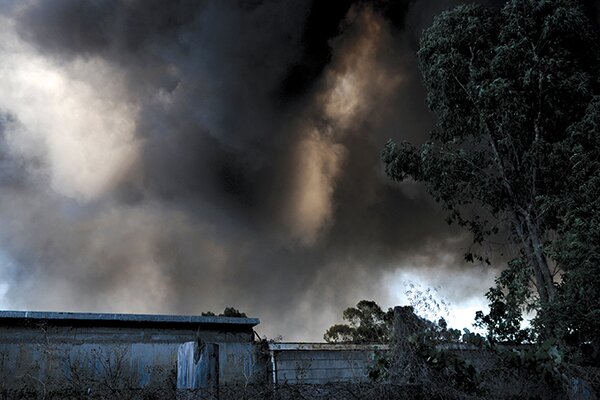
{"left": 0, "top": 0, "right": 516, "bottom": 340}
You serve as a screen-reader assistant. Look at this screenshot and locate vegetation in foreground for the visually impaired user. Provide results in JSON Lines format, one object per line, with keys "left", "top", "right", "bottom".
{"left": 382, "top": 0, "right": 600, "bottom": 376}
{"left": 328, "top": 1, "right": 600, "bottom": 397}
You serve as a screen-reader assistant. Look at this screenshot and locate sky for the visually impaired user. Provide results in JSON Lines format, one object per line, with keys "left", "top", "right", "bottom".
{"left": 0, "top": 0, "right": 553, "bottom": 341}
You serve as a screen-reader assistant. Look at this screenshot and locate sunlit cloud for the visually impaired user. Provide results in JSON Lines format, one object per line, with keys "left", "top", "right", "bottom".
{"left": 284, "top": 7, "right": 402, "bottom": 245}
{"left": 0, "top": 17, "right": 139, "bottom": 201}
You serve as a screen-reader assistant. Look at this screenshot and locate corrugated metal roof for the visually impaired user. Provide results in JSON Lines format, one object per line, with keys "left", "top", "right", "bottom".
{"left": 0, "top": 310, "right": 260, "bottom": 327}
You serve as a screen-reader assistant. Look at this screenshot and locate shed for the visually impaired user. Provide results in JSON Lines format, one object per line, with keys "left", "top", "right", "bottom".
{"left": 0, "top": 310, "right": 259, "bottom": 390}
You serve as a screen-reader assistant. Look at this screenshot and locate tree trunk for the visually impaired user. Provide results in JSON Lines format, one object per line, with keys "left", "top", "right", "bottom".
{"left": 524, "top": 215, "right": 557, "bottom": 303}
{"left": 512, "top": 212, "right": 556, "bottom": 306}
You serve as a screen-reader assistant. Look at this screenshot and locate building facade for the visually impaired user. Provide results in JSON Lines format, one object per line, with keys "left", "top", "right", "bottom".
{"left": 0, "top": 310, "right": 259, "bottom": 391}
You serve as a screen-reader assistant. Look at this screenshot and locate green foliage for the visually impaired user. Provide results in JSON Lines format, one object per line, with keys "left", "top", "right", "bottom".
{"left": 368, "top": 350, "right": 391, "bottom": 382}
{"left": 355, "top": 294, "right": 483, "bottom": 391}
{"left": 383, "top": 0, "right": 600, "bottom": 346}
{"left": 201, "top": 307, "right": 247, "bottom": 318}
{"left": 541, "top": 98, "right": 600, "bottom": 362}
{"left": 358, "top": 300, "right": 567, "bottom": 397}
{"left": 501, "top": 339, "right": 568, "bottom": 387}
{"left": 408, "top": 329, "right": 480, "bottom": 394}
{"left": 220, "top": 307, "right": 247, "bottom": 318}
{"left": 475, "top": 258, "right": 535, "bottom": 344}
{"left": 461, "top": 328, "right": 487, "bottom": 348}
{"left": 324, "top": 300, "right": 393, "bottom": 344}
{"left": 395, "top": 315, "right": 481, "bottom": 394}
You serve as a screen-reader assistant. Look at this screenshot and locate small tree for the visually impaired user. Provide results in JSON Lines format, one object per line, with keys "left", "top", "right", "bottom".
{"left": 220, "top": 307, "right": 247, "bottom": 318}
{"left": 324, "top": 300, "right": 393, "bottom": 344}
{"left": 201, "top": 307, "right": 247, "bottom": 318}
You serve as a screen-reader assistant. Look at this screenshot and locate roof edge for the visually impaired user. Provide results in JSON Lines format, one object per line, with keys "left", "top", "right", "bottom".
{"left": 0, "top": 310, "right": 260, "bottom": 327}
{"left": 268, "top": 342, "right": 389, "bottom": 351}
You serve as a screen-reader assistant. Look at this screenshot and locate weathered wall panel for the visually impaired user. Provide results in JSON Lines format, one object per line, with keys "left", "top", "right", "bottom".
{"left": 176, "top": 341, "right": 260, "bottom": 389}
{"left": 177, "top": 341, "right": 219, "bottom": 389}
{"left": 0, "top": 311, "right": 258, "bottom": 391}
{"left": 268, "top": 343, "right": 387, "bottom": 385}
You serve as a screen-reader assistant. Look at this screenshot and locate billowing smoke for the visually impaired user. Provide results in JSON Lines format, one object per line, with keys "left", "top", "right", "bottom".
{"left": 282, "top": 7, "right": 403, "bottom": 245}
{"left": 0, "top": 0, "right": 523, "bottom": 340}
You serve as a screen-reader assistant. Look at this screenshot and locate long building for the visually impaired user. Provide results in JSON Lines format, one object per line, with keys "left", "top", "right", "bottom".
{"left": 0, "top": 309, "right": 386, "bottom": 394}
{"left": 0, "top": 310, "right": 260, "bottom": 391}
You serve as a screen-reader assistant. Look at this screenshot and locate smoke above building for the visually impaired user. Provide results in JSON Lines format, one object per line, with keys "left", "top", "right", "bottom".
{"left": 0, "top": 0, "right": 544, "bottom": 340}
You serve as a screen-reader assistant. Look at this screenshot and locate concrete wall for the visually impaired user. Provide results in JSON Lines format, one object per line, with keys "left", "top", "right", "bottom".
{"left": 0, "top": 311, "right": 258, "bottom": 391}
{"left": 175, "top": 341, "right": 387, "bottom": 388}
{"left": 268, "top": 343, "right": 388, "bottom": 384}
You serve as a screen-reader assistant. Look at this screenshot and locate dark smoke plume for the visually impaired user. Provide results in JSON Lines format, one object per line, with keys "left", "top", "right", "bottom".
{"left": 0, "top": 0, "right": 535, "bottom": 339}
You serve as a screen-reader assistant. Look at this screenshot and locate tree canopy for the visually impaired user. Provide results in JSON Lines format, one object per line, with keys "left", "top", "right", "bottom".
{"left": 201, "top": 307, "right": 247, "bottom": 318}
{"left": 383, "top": 0, "right": 600, "bottom": 355}
{"left": 324, "top": 300, "right": 394, "bottom": 344}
